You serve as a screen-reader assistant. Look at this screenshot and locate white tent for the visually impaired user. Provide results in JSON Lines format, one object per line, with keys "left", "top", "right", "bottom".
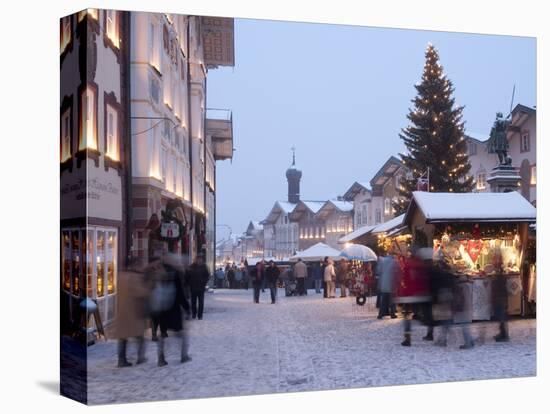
{"left": 289, "top": 242, "right": 341, "bottom": 262}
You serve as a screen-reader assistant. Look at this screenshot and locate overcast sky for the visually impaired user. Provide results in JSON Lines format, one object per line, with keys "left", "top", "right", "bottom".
{"left": 207, "top": 18, "right": 536, "bottom": 241}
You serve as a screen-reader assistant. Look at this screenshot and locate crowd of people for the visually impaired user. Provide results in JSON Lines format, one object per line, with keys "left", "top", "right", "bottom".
{"left": 113, "top": 253, "right": 211, "bottom": 368}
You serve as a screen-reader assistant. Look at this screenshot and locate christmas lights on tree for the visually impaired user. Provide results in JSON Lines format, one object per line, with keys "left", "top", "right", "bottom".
{"left": 394, "top": 44, "right": 473, "bottom": 214}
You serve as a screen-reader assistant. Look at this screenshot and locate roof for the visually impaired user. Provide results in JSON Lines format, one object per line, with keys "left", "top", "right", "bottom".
{"left": 465, "top": 132, "right": 490, "bottom": 143}
{"left": 342, "top": 181, "right": 371, "bottom": 201}
{"left": 289, "top": 200, "right": 327, "bottom": 221}
{"left": 263, "top": 200, "right": 298, "bottom": 224}
{"left": 289, "top": 242, "right": 341, "bottom": 262}
{"left": 338, "top": 225, "right": 377, "bottom": 243}
{"left": 405, "top": 191, "right": 536, "bottom": 224}
{"left": 302, "top": 201, "right": 326, "bottom": 214}
{"left": 370, "top": 156, "right": 402, "bottom": 188}
{"left": 511, "top": 103, "right": 536, "bottom": 117}
{"left": 315, "top": 199, "right": 353, "bottom": 220}
{"left": 371, "top": 214, "right": 406, "bottom": 234}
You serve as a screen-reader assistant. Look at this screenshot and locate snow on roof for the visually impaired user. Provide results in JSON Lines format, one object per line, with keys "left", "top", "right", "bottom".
{"left": 466, "top": 132, "right": 490, "bottom": 143}
{"left": 338, "top": 225, "right": 377, "bottom": 243}
{"left": 250, "top": 221, "right": 263, "bottom": 230}
{"left": 371, "top": 214, "right": 406, "bottom": 234}
{"left": 408, "top": 191, "right": 536, "bottom": 223}
{"left": 277, "top": 201, "right": 298, "bottom": 214}
{"left": 290, "top": 242, "right": 341, "bottom": 262}
{"left": 302, "top": 200, "right": 326, "bottom": 214}
{"left": 330, "top": 200, "right": 353, "bottom": 212}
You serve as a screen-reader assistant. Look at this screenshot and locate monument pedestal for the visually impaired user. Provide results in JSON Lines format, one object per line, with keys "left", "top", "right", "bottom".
{"left": 486, "top": 164, "right": 521, "bottom": 193}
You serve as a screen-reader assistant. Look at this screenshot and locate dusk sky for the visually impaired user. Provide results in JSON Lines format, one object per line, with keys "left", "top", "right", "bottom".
{"left": 207, "top": 18, "right": 536, "bottom": 241}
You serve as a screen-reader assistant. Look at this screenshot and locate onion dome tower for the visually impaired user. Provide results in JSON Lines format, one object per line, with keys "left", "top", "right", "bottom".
{"left": 286, "top": 147, "right": 302, "bottom": 203}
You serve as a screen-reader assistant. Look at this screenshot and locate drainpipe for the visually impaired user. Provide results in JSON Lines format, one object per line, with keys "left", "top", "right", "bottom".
{"left": 124, "top": 11, "right": 132, "bottom": 267}
{"left": 186, "top": 16, "right": 194, "bottom": 257}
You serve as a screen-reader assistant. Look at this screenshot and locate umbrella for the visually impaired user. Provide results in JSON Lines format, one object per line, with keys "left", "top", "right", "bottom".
{"left": 339, "top": 244, "right": 377, "bottom": 262}
{"left": 289, "top": 242, "right": 341, "bottom": 262}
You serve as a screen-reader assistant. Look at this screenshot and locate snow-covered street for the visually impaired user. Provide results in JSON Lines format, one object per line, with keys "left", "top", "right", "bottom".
{"left": 87, "top": 288, "right": 536, "bottom": 405}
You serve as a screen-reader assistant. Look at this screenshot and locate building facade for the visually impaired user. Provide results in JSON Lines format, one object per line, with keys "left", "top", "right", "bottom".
{"left": 369, "top": 156, "right": 407, "bottom": 224}
{"left": 60, "top": 9, "right": 129, "bottom": 330}
{"left": 342, "top": 182, "right": 372, "bottom": 229}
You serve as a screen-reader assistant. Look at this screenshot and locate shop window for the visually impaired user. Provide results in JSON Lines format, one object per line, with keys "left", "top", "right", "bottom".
{"left": 61, "top": 108, "right": 71, "bottom": 162}
{"left": 105, "top": 104, "right": 119, "bottom": 161}
{"left": 96, "top": 231, "right": 105, "bottom": 297}
{"left": 476, "top": 172, "right": 487, "bottom": 190}
{"left": 105, "top": 10, "right": 119, "bottom": 48}
{"left": 85, "top": 230, "right": 94, "bottom": 298}
{"left": 60, "top": 16, "right": 72, "bottom": 54}
{"left": 79, "top": 85, "right": 97, "bottom": 150}
{"left": 71, "top": 231, "right": 81, "bottom": 296}
{"left": 62, "top": 231, "right": 71, "bottom": 292}
{"left": 107, "top": 231, "right": 117, "bottom": 295}
{"left": 531, "top": 165, "right": 536, "bottom": 185}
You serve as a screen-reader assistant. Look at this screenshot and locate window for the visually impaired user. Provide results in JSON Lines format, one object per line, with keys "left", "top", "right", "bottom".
{"left": 105, "top": 104, "right": 119, "bottom": 160}
{"left": 105, "top": 10, "right": 119, "bottom": 48}
{"left": 78, "top": 9, "right": 98, "bottom": 22}
{"left": 79, "top": 86, "right": 97, "bottom": 150}
{"left": 150, "top": 76, "right": 160, "bottom": 105}
{"left": 149, "top": 21, "right": 160, "bottom": 71}
{"left": 361, "top": 204, "right": 368, "bottom": 225}
{"left": 476, "top": 172, "right": 487, "bottom": 190}
{"left": 173, "top": 157, "right": 177, "bottom": 193}
{"left": 521, "top": 132, "right": 530, "bottom": 153}
{"left": 161, "top": 147, "right": 167, "bottom": 181}
{"left": 60, "top": 16, "right": 71, "bottom": 54}
{"left": 531, "top": 165, "right": 536, "bottom": 185}
{"left": 384, "top": 198, "right": 391, "bottom": 215}
{"left": 468, "top": 141, "right": 477, "bottom": 156}
{"left": 61, "top": 108, "right": 71, "bottom": 162}
{"left": 375, "top": 209, "right": 382, "bottom": 225}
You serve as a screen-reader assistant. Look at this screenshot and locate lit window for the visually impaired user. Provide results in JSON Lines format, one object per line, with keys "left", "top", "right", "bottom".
{"left": 531, "top": 165, "right": 536, "bottom": 185}
{"left": 106, "top": 105, "right": 119, "bottom": 160}
{"left": 78, "top": 9, "right": 98, "bottom": 22}
{"left": 149, "top": 22, "right": 160, "bottom": 71}
{"left": 384, "top": 198, "right": 391, "bottom": 215}
{"left": 79, "top": 86, "right": 97, "bottom": 150}
{"left": 61, "top": 109, "right": 71, "bottom": 162}
{"left": 476, "top": 172, "right": 487, "bottom": 190}
{"left": 105, "top": 10, "right": 119, "bottom": 48}
{"left": 60, "top": 16, "right": 71, "bottom": 54}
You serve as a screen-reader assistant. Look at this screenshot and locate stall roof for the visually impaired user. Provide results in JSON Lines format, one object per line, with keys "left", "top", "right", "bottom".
{"left": 338, "top": 225, "right": 377, "bottom": 243}
{"left": 289, "top": 242, "right": 341, "bottom": 262}
{"left": 372, "top": 214, "right": 406, "bottom": 234}
{"left": 405, "top": 191, "right": 537, "bottom": 223}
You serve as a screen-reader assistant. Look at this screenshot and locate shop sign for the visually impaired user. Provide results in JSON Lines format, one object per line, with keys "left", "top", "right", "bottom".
{"left": 161, "top": 222, "right": 180, "bottom": 239}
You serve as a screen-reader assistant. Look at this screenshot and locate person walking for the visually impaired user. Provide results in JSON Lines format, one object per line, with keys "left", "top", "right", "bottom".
{"left": 336, "top": 258, "right": 349, "bottom": 298}
{"left": 146, "top": 253, "right": 191, "bottom": 367}
{"left": 322, "top": 257, "right": 329, "bottom": 298}
{"left": 324, "top": 259, "right": 336, "bottom": 298}
{"left": 492, "top": 251, "right": 510, "bottom": 342}
{"left": 293, "top": 258, "right": 308, "bottom": 296}
{"left": 312, "top": 261, "right": 322, "bottom": 294}
{"left": 377, "top": 255, "right": 398, "bottom": 319}
{"left": 114, "top": 261, "right": 151, "bottom": 367}
{"left": 242, "top": 259, "right": 249, "bottom": 290}
{"left": 251, "top": 261, "right": 263, "bottom": 303}
{"left": 265, "top": 260, "right": 281, "bottom": 304}
{"left": 185, "top": 255, "right": 210, "bottom": 320}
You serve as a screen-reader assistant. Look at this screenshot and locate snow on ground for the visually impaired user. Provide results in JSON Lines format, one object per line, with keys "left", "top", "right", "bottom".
{"left": 86, "top": 288, "right": 536, "bottom": 405}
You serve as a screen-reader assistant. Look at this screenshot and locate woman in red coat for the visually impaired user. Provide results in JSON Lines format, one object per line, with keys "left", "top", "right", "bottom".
{"left": 395, "top": 251, "right": 432, "bottom": 346}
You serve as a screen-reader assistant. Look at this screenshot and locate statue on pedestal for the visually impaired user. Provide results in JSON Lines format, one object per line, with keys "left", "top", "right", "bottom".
{"left": 487, "top": 112, "right": 511, "bottom": 165}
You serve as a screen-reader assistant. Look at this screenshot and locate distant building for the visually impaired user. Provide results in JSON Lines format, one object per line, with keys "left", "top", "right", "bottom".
{"left": 289, "top": 201, "right": 326, "bottom": 251}
{"left": 314, "top": 199, "right": 354, "bottom": 249}
{"left": 240, "top": 221, "right": 264, "bottom": 259}
{"left": 369, "top": 156, "right": 407, "bottom": 224}
{"left": 465, "top": 132, "right": 493, "bottom": 193}
{"left": 342, "top": 182, "right": 372, "bottom": 229}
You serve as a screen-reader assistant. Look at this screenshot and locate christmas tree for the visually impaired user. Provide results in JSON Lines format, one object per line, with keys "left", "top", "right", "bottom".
{"left": 394, "top": 43, "right": 473, "bottom": 214}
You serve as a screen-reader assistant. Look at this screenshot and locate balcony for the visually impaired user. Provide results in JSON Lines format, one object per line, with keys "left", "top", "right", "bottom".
{"left": 206, "top": 108, "right": 234, "bottom": 161}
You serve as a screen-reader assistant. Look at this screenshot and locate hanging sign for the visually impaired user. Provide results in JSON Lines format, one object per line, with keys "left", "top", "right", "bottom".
{"left": 161, "top": 221, "right": 180, "bottom": 239}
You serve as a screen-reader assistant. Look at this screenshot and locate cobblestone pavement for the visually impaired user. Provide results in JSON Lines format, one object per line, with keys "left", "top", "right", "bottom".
{"left": 87, "top": 288, "right": 536, "bottom": 405}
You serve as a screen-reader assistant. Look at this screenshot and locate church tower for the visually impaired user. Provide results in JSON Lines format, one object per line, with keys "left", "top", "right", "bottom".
{"left": 286, "top": 147, "right": 302, "bottom": 203}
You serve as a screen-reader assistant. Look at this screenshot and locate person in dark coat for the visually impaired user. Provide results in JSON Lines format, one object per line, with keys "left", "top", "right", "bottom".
{"left": 251, "top": 262, "right": 263, "bottom": 303}
{"left": 312, "top": 261, "right": 322, "bottom": 294}
{"left": 265, "top": 260, "right": 281, "bottom": 304}
{"left": 322, "top": 256, "right": 329, "bottom": 298}
{"left": 185, "top": 255, "right": 210, "bottom": 320}
{"left": 146, "top": 253, "right": 191, "bottom": 367}
{"left": 492, "top": 250, "right": 510, "bottom": 342}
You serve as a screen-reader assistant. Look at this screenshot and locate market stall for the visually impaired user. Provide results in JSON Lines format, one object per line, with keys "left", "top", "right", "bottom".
{"left": 404, "top": 191, "right": 536, "bottom": 322}
{"left": 340, "top": 244, "right": 377, "bottom": 305}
